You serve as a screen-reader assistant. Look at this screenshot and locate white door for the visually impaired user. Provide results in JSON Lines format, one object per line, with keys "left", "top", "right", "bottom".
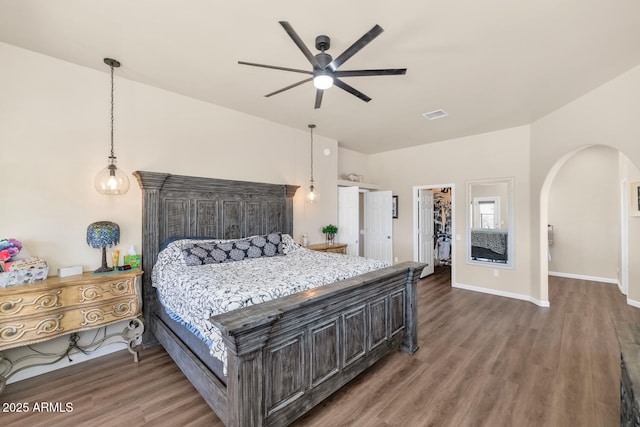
{"left": 338, "top": 186, "right": 360, "bottom": 256}
{"left": 364, "top": 191, "right": 393, "bottom": 263}
{"left": 419, "top": 189, "right": 435, "bottom": 277}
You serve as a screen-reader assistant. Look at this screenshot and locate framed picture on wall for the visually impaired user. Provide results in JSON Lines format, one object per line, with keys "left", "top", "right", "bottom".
{"left": 392, "top": 195, "right": 398, "bottom": 218}
{"left": 632, "top": 181, "right": 640, "bottom": 217}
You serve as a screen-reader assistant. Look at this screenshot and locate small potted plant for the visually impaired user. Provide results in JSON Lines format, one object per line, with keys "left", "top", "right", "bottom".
{"left": 322, "top": 224, "right": 338, "bottom": 245}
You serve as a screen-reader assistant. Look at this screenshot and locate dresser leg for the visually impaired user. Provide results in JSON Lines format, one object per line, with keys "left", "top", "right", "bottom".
{"left": 0, "top": 352, "right": 9, "bottom": 394}
{"left": 123, "top": 318, "right": 145, "bottom": 363}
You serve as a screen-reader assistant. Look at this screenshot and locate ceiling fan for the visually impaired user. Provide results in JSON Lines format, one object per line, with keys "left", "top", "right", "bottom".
{"left": 239, "top": 21, "right": 407, "bottom": 109}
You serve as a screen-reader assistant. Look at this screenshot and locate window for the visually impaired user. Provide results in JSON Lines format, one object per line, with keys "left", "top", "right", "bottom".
{"left": 472, "top": 196, "right": 500, "bottom": 229}
{"left": 479, "top": 200, "right": 496, "bottom": 228}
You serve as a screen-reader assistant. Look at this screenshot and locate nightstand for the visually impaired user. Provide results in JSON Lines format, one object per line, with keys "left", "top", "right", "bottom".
{"left": 307, "top": 243, "right": 348, "bottom": 254}
{"left": 0, "top": 269, "right": 143, "bottom": 392}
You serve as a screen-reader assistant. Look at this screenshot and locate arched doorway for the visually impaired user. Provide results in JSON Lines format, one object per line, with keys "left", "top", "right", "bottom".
{"left": 539, "top": 144, "right": 638, "bottom": 303}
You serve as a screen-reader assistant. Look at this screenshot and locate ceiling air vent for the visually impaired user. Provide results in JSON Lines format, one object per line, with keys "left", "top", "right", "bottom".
{"left": 422, "top": 109, "right": 448, "bottom": 120}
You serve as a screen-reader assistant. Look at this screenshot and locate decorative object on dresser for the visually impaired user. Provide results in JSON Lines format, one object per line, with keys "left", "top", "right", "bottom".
{"left": 0, "top": 258, "right": 49, "bottom": 288}
{"left": 94, "top": 57, "right": 130, "bottom": 196}
{"left": 306, "top": 124, "right": 319, "bottom": 204}
{"left": 86, "top": 221, "right": 120, "bottom": 273}
{"left": 0, "top": 238, "right": 49, "bottom": 288}
{"left": 0, "top": 238, "right": 22, "bottom": 269}
{"left": 321, "top": 224, "right": 338, "bottom": 245}
{"left": 0, "top": 269, "right": 143, "bottom": 393}
{"left": 124, "top": 245, "right": 141, "bottom": 269}
{"left": 0, "top": 237, "right": 22, "bottom": 273}
{"left": 307, "top": 242, "right": 348, "bottom": 254}
{"left": 57, "top": 265, "right": 83, "bottom": 278}
{"left": 134, "top": 170, "right": 424, "bottom": 427}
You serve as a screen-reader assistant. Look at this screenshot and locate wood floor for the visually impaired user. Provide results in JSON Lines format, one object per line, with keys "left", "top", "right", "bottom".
{"left": 3, "top": 268, "right": 639, "bottom": 426}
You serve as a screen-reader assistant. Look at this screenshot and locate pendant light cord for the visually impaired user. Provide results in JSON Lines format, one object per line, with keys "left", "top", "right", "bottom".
{"left": 96, "top": 58, "right": 129, "bottom": 195}
{"left": 109, "top": 64, "right": 115, "bottom": 161}
{"left": 309, "top": 125, "right": 314, "bottom": 183}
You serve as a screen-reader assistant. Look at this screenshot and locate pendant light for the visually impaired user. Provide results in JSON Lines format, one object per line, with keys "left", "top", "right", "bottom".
{"left": 94, "top": 58, "right": 130, "bottom": 195}
{"left": 307, "top": 124, "right": 318, "bottom": 203}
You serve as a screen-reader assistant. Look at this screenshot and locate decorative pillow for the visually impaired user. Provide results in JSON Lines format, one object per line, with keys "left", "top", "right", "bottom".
{"left": 281, "top": 233, "right": 302, "bottom": 255}
{"left": 182, "top": 233, "right": 283, "bottom": 266}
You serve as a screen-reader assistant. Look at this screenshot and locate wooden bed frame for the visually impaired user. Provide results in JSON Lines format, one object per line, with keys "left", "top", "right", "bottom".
{"left": 134, "top": 171, "right": 425, "bottom": 426}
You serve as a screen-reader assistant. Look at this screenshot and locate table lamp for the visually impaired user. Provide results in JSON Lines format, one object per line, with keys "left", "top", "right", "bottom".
{"left": 86, "top": 221, "right": 120, "bottom": 273}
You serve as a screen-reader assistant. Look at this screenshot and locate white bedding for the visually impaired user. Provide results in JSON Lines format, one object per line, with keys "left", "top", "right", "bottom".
{"left": 152, "top": 234, "right": 390, "bottom": 370}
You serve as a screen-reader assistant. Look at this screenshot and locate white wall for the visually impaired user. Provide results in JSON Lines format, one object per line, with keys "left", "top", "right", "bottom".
{"left": 357, "top": 64, "right": 640, "bottom": 308}
{"left": 0, "top": 42, "right": 338, "bottom": 381}
{"left": 0, "top": 42, "right": 338, "bottom": 272}
{"left": 367, "top": 126, "right": 533, "bottom": 302}
{"left": 621, "top": 155, "right": 640, "bottom": 297}
{"left": 338, "top": 147, "right": 373, "bottom": 183}
{"left": 531, "top": 64, "right": 640, "bottom": 303}
{"left": 547, "top": 145, "right": 620, "bottom": 282}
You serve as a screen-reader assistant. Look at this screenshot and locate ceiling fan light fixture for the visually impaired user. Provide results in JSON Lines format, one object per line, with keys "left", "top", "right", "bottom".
{"left": 313, "top": 73, "right": 334, "bottom": 90}
{"left": 239, "top": 22, "right": 406, "bottom": 108}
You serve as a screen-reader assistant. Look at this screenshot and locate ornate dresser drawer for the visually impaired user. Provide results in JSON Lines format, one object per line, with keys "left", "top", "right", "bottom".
{"left": 0, "top": 270, "right": 144, "bottom": 393}
{"left": 0, "top": 275, "right": 136, "bottom": 320}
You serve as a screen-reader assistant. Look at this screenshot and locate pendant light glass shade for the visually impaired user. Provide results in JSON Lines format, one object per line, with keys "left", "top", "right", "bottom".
{"left": 95, "top": 159, "right": 130, "bottom": 195}
{"left": 307, "top": 180, "right": 318, "bottom": 203}
{"left": 95, "top": 58, "right": 130, "bottom": 196}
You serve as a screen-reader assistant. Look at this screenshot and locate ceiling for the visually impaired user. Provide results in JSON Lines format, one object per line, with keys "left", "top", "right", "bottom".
{"left": 2, "top": 0, "right": 640, "bottom": 154}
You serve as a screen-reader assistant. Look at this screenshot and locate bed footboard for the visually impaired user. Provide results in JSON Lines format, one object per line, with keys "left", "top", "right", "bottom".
{"left": 212, "top": 261, "right": 424, "bottom": 427}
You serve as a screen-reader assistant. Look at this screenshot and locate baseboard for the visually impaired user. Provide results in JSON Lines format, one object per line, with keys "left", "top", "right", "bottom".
{"left": 453, "top": 282, "right": 550, "bottom": 307}
{"left": 627, "top": 298, "right": 640, "bottom": 309}
{"left": 548, "top": 271, "right": 619, "bottom": 285}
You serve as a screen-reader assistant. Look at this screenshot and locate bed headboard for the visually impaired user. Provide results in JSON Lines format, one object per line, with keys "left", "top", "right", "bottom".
{"left": 133, "top": 170, "right": 299, "bottom": 345}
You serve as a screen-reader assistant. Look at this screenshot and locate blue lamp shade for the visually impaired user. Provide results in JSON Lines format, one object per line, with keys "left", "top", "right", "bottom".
{"left": 87, "top": 221, "right": 120, "bottom": 273}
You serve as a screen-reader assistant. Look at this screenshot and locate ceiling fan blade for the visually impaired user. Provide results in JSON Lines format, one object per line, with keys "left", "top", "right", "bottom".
{"left": 265, "top": 77, "right": 313, "bottom": 97}
{"left": 279, "top": 21, "right": 318, "bottom": 67}
{"left": 333, "top": 78, "right": 371, "bottom": 103}
{"left": 334, "top": 68, "right": 407, "bottom": 77}
{"left": 314, "top": 89, "right": 324, "bottom": 109}
{"left": 329, "top": 25, "right": 384, "bottom": 70}
{"left": 238, "top": 61, "right": 312, "bottom": 75}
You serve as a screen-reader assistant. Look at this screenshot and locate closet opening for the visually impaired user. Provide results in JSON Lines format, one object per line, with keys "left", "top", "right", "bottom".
{"left": 413, "top": 184, "right": 455, "bottom": 283}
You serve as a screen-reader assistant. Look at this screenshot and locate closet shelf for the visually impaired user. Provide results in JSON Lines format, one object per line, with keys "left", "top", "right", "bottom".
{"left": 337, "top": 180, "right": 380, "bottom": 190}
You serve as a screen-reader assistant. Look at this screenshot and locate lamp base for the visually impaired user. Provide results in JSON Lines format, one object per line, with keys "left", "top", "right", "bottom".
{"left": 94, "top": 247, "right": 113, "bottom": 273}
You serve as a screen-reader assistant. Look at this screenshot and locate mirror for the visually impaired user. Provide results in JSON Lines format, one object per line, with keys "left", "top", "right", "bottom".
{"left": 467, "top": 177, "right": 514, "bottom": 268}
